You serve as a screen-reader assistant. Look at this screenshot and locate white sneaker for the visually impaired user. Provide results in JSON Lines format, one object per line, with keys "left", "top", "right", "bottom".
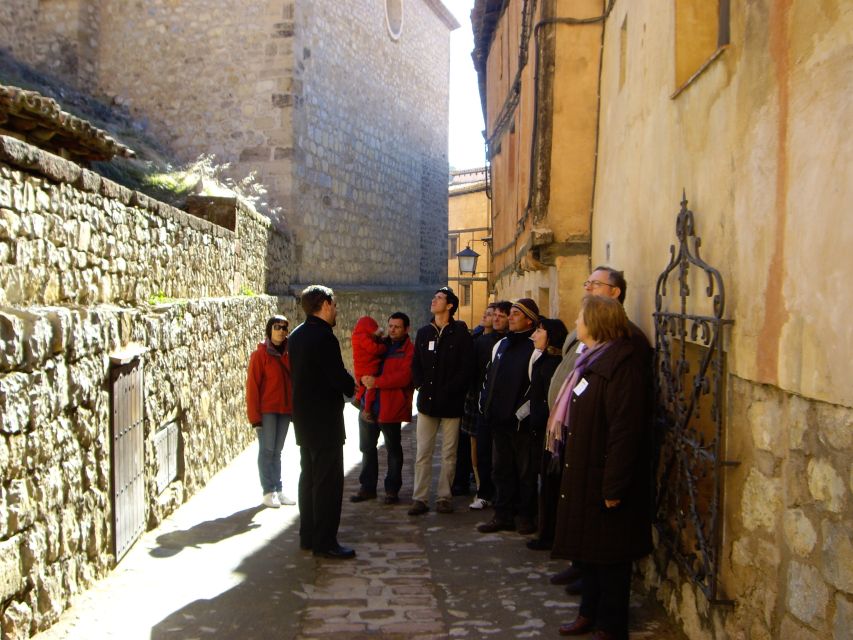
{"left": 262, "top": 492, "right": 281, "bottom": 508}
{"left": 277, "top": 491, "right": 296, "bottom": 506}
{"left": 469, "top": 497, "right": 492, "bottom": 510}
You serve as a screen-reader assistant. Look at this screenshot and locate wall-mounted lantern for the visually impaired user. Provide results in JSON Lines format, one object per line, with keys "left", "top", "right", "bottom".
{"left": 456, "top": 245, "right": 480, "bottom": 275}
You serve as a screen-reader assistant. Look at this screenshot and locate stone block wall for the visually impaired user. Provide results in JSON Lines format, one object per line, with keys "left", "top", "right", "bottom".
{"left": 1, "top": 0, "right": 452, "bottom": 329}
{"left": 0, "top": 136, "right": 292, "bottom": 307}
{"left": 0, "top": 296, "right": 298, "bottom": 637}
{"left": 0, "top": 136, "right": 298, "bottom": 637}
{"left": 291, "top": 0, "right": 451, "bottom": 288}
{"left": 310, "top": 286, "right": 436, "bottom": 372}
{"left": 642, "top": 375, "right": 853, "bottom": 639}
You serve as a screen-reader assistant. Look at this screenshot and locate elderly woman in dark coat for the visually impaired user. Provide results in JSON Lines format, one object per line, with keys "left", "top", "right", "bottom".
{"left": 550, "top": 296, "right": 652, "bottom": 640}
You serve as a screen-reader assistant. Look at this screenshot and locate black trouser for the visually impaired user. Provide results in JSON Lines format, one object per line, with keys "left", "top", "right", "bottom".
{"left": 491, "top": 423, "right": 538, "bottom": 523}
{"left": 357, "top": 417, "right": 403, "bottom": 495}
{"left": 475, "top": 417, "right": 494, "bottom": 501}
{"left": 537, "top": 449, "right": 562, "bottom": 543}
{"left": 298, "top": 444, "right": 344, "bottom": 552}
{"left": 578, "top": 561, "right": 632, "bottom": 640}
{"left": 453, "top": 433, "right": 473, "bottom": 491}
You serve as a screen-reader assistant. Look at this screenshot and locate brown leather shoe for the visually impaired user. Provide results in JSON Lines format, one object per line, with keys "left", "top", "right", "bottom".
{"left": 558, "top": 615, "right": 594, "bottom": 636}
{"left": 408, "top": 500, "right": 429, "bottom": 516}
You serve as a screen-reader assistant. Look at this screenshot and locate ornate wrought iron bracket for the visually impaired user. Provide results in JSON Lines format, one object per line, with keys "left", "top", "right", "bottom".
{"left": 653, "top": 191, "right": 737, "bottom": 605}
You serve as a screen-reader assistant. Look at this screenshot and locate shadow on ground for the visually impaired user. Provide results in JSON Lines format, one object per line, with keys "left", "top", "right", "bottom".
{"left": 150, "top": 423, "right": 686, "bottom": 639}
{"left": 149, "top": 506, "right": 264, "bottom": 558}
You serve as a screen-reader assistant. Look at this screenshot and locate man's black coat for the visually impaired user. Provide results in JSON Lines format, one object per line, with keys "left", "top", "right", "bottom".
{"left": 288, "top": 315, "right": 355, "bottom": 448}
{"left": 411, "top": 319, "right": 474, "bottom": 418}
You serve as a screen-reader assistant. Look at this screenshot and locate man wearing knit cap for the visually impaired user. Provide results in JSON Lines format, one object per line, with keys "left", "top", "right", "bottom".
{"left": 477, "top": 297, "right": 540, "bottom": 534}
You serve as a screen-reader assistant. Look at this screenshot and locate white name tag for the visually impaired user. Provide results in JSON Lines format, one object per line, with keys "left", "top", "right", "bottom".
{"left": 573, "top": 378, "right": 589, "bottom": 396}
{"left": 428, "top": 340, "right": 436, "bottom": 351}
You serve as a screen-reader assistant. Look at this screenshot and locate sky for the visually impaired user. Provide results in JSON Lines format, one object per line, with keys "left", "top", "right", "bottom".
{"left": 446, "top": 0, "right": 487, "bottom": 171}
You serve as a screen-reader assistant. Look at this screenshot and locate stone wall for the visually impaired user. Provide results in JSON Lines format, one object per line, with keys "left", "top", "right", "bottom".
{"left": 0, "top": 0, "right": 452, "bottom": 298}
{"left": 285, "top": 285, "right": 434, "bottom": 373}
{"left": 0, "top": 136, "right": 298, "bottom": 638}
{"left": 0, "top": 136, "right": 292, "bottom": 306}
{"left": 291, "top": 0, "right": 451, "bottom": 287}
{"left": 0, "top": 296, "right": 298, "bottom": 638}
{"left": 641, "top": 376, "right": 853, "bottom": 639}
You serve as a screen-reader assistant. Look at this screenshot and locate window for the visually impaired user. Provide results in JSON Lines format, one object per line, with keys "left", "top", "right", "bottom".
{"left": 385, "top": 0, "right": 403, "bottom": 41}
{"left": 448, "top": 235, "right": 458, "bottom": 259}
{"left": 673, "top": 0, "right": 730, "bottom": 96}
{"left": 460, "top": 284, "right": 471, "bottom": 307}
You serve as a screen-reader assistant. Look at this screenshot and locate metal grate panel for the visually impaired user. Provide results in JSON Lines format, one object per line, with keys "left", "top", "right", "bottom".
{"left": 110, "top": 359, "right": 146, "bottom": 561}
{"left": 652, "top": 192, "right": 737, "bottom": 605}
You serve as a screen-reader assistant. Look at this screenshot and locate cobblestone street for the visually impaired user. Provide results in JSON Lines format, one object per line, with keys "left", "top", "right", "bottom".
{"left": 34, "top": 405, "right": 684, "bottom": 639}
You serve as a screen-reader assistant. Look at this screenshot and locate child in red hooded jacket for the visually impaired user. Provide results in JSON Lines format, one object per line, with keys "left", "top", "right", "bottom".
{"left": 352, "top": 316, "right": 387, "bottom": 421}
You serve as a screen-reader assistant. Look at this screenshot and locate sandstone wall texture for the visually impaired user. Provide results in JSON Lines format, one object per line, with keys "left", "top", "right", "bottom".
{"left": 0, "top": 136, "right": 298, "bottom": 638}
{"left": 587, "top": 1, "right": 853, "bottom": 639}
{"left": 474, "top": 0, "right": 852, "bottom": 637}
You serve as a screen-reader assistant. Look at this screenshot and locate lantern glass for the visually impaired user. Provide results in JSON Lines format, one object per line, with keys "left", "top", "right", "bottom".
{"left": 456, "top": 246, "right": 480, "bottom": 275}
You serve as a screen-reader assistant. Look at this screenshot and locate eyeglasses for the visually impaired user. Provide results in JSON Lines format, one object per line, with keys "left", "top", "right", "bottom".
{"left": 272, "top": 324, "right": 288, "bottom": 331}
{"left": 583, "top": 280, "right": 615, "bottom": 289}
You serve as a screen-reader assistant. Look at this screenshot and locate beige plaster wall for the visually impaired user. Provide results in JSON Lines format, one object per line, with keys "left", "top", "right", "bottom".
{"left": 591, "top": 1, "right": 853, "bottom": 638}
{"left": 592, "top": 0, "right": 853, "bottom": 408}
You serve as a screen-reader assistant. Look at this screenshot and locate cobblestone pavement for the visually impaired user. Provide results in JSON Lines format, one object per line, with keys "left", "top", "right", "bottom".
{"left": 34, "top": 406, "right": 686, "bottom": 639}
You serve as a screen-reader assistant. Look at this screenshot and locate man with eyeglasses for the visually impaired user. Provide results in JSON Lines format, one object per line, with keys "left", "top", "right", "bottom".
{"left": 288, "top": 285, "right": 357, "bottom": 560}
{"left": 544, "top": 266, "right": 652, "bottom": 595}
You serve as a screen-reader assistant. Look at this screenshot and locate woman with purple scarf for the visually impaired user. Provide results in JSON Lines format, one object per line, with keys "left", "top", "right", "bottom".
{"left": 550, "top": 296, "right": 652, "bottom": 640}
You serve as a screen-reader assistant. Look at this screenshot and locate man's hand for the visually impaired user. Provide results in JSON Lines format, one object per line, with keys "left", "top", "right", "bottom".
{"left": 604, "top": 499, "right": 621, "bottom": 509}
{"left": 361, "top": 375, "right": 376, "bottom": 389}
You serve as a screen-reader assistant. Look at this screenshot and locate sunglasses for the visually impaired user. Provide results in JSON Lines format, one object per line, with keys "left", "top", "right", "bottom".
{"left": 272, "top": 324, "right": 288, "bottom": 331}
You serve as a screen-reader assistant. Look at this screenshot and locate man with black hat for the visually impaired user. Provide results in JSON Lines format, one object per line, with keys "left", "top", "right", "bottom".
{"left": 409, "top": 287, "right": 474, "bottom": 516}
{"left": 477, "top": 298, "right": 540, "bottom": 534}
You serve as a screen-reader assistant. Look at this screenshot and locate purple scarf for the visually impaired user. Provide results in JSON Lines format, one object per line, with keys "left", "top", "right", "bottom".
{"left": 545, "top": 341, "right": 613, "bottom": 456}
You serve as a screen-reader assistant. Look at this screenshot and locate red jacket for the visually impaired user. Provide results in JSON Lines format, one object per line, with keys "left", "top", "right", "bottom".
{"left": 246, "top": 340, "right": 292, "bottom": 425}
{"left": 352, "top": 316, "right": 387, "bottom": 379}
{"left": 372, "top": 336, "right": 415, "bottom": 423}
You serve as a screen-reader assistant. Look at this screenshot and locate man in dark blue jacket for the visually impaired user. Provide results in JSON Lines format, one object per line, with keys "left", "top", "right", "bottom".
{"left": 409, "top": 287, "right": 474, "bottom": 515}
{"left": 288, "top": 285, "right": 356, "bottom": 559}
{"left": 477, "top": 298, "right": 539, "bottom": 535}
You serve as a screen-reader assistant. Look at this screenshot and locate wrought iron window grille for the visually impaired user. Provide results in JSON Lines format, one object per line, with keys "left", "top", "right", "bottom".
{"left": 653, "top": 191, "right": 738, "bottom": 605}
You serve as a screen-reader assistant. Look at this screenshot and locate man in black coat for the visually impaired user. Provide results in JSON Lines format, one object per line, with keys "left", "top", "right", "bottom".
{"left": 408, "top": 287, "right": 474, "bottom": 516}
{"left": 288, "top": 285, "right": 356, "bottom": 559}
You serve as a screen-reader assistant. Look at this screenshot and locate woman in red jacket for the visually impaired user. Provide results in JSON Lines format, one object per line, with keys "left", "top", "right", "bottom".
{"left": 246, "top": 315, "right": 295, "bottom": 508}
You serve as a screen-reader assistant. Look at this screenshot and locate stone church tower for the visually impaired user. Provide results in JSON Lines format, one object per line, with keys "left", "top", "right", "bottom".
{"left": 1, "top": 0, "right": 458, "bottom": 338}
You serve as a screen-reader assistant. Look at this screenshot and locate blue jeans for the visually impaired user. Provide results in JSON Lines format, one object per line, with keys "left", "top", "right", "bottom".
{"left": 257, "top": 413, "right": 290, "bottom": 494}
{"left": 357, "top": 416, "right": 403, "bottom": 495}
